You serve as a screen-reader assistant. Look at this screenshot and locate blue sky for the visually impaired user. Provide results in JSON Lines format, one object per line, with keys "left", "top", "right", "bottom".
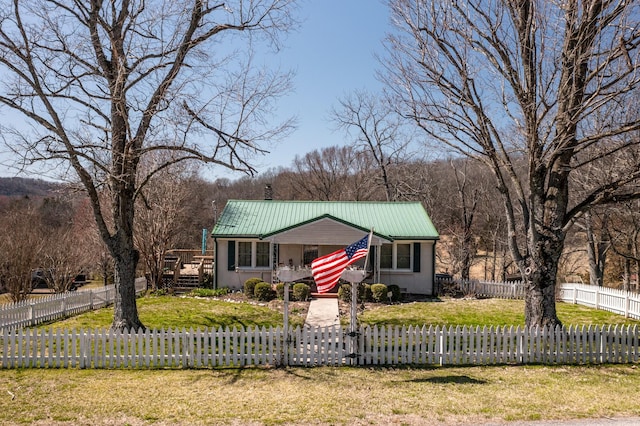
{"left": 0, "top": 0, "right": 392, "bottom": 181}
{"left": 207, "top": 0, "right": 392, "bottom": 180}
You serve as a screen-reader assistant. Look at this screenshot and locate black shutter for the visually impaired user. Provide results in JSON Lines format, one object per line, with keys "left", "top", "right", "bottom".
{"left": 227, "top": 240, "right": 236, "bottom": 271}
{"left": 413, "top": 242, "right": 421, "bottom": 272}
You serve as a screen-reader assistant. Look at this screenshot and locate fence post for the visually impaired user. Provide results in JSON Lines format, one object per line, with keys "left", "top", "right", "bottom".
{"left": 438, "top": 328, "right": 444, "bottom": 366}
{"left": 595, "top": 287, "right": 600, "bottom": 310}
{"left": 29, "top": 303, "right": 35, "bottom": 327}
{"left": 573, "top": 286, "right": 577, "bottom": 305}
{"left": 625, "top": 292, "right": 630, "bottom": 318}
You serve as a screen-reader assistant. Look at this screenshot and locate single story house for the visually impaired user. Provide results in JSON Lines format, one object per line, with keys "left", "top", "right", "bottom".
{"left": 211, "top": 200, "right": 440, "bottom": 295}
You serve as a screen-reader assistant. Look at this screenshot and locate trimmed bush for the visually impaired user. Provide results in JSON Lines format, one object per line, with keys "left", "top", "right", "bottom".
{"left": 244, "top": 277, "right": 262, "bottom": 298}
{"left": 202, "top": 273, "right": 214, "bottom": 289}
{"left": 338, "top": 283, "right": 351, "bottom": 302}
{"left": 292, "top": 283, "right": 310, "bottom": 301}
{"left": 254, "top": 282, "right": 276, "bottom": 301}
{"left": 370, "top": 283, "right": 388, "bottom": 303}
{"left": 275, "top": 282, "right": 285, "bottom": 299}
{"left": 339, "top": 283, "right": 372, "bottom": 302}
{"left": 387, "top": 284, "right": 402, "bottom": 302}
{"left": 358, "top": 283, "right": 372, "bottom": 302}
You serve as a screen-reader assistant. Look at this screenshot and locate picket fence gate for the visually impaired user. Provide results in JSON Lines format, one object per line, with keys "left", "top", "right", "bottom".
{"left": 1, "top": 324, "right": 638, "bottom": 369}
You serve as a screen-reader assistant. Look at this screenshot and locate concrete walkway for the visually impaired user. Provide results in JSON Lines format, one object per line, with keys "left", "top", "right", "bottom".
{"left": 304, "top": 297, "right": 340, "bottom": 328}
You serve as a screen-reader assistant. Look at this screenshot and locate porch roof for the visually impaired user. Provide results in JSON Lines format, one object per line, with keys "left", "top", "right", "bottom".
{"left": 211, "top": 200, "right": 439, "bottom": 241}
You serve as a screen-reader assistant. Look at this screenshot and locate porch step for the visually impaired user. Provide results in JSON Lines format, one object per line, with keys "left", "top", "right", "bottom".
{"left": 311, "top": 293, "right": 339, "bottom": 299}
{"left": 176, "top": 274, "right": 200, "bottom": 287}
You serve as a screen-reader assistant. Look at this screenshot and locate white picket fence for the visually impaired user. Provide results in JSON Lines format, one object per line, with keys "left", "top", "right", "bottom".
{"left": 440, "top": 278, "right": 640, "bottom": 320}
{"left": 0, "top": 278, "right": 147, "bottom": 330}
{"left": 438, "top": 278, "right": 526, "bottom": 299}
{"left": 1, "top": 324, "right": 637, "bottom": 369}
{"left": 558, "top": 283, "right": 640, "bottom": 320}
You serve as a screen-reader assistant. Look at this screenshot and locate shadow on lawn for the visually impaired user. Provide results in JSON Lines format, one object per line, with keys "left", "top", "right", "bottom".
{"left": 407, "top": 375, "right": 487, "bottom": 385}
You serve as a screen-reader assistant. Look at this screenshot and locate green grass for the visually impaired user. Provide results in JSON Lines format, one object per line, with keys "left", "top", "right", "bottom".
{"left": 359, "top": 297, "right": 640, "bottom": 327}
{"left": 1, "top": 365, "right": 640, "bottom": 425}
{"left": 41, "top": 295, "right": 306, "bottom": 330}
{"left": 6, "top": 295, "right": 640, "bottom": 424}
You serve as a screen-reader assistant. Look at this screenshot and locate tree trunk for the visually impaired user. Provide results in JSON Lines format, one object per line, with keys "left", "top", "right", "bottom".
{"left": 111, "top": 243, "right": 144, "bottom": 331}
{"left": 523, "top": 255, "right": 561, "bottom": 328}
{"left": 524, "top": 279, "right": 559, "bottom": 328}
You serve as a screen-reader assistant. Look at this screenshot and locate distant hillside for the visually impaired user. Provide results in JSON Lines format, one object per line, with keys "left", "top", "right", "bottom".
{"left": 0, "top": 177, "right": 63, "bottom": 197}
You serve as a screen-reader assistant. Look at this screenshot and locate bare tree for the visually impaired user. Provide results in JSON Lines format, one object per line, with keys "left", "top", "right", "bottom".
{"left": 385, "top": 0, "right": 640, "bottom": 326}
{"left": 0, "top": 200, "right": 45, "bottom": 302}
{"left": 39, "top": 197, "right": 96, "bottom": 293}
{"left": 134, "top": 161, "right": 194, "bottom": 291}
{"left": 0, "top": 1, "right": 297, "bottom": 329}
{"left": 448, "top": 159, "right": 479, "bottom": 280}
{"left": 331, "top": 90, "right": 413, "bottom": 201}
{"left": 290, "top": 146, "right": 378, "bottom": 201}
{"left": 607, "top": 200, "right": 640, "bottom": 291}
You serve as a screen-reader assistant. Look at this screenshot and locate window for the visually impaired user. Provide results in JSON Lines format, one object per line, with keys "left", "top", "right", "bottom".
{"left": 380, "top": 244, "right": 392, "bottom": 269}
{"left": 256, "top": 242, "right": 270, "bottom": 267}
{"left": 380, "top": 243, "right": 412, "bottom": 270}
{"left": 303, "top": 245, "right": 318, "bottom": 266}
{"left": 236, "top": 241, "right": 271, "bottom": 268}
{"left": 396, "top": 244, "right": 411, "bottom": 269}
{"left": 238, "top": 242, "right": 252, "bottom": 267}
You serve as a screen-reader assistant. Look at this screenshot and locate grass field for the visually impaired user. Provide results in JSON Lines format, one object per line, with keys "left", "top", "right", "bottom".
{"left": 2, "top": 294, "right": 639, "bottom": 425}
{"left": 40, "top": 294, "right": 308, "bottom": 330}
{"left": 34, "top": 294, "right": 640, "bottom": 331}
{"left": 358, "top": 297, "right": 640, "bottom": 327}
{"left": 1, "top": 365, "right": 640, "bottom": 425}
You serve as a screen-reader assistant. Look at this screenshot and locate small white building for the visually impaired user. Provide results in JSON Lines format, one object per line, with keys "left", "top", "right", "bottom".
{"left": 211, "top": 200, "right": 440, "bottom": 295}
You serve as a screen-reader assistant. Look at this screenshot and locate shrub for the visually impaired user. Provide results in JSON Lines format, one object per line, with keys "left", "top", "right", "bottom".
{"left": 254, "top": 282, "right": 276, "bottom": 301}
{"left": 292, "top": 283, "right": 310, "bottom": 301}
{"left": 244, "top": 277, "right": 262, "bottom": 298}
{"left": 275, "top": 282, "right": 285, "bottom": 299}
{"left": 387, "top": 284, "right": 402, "bottom": 302}
{"left": 202, "top": 273, "right": 214, "bottom": 289}
{"left": 358, "top": 283, "right": 372, "bottom": 302}
{"left": 189, "top": 287, "right": 231, "bottom": 298}
{"left": 370, "top": 283, "right": 388, "bottom": 303}
{"left": 338, "top": 283, "right": 351, "bottom": 302}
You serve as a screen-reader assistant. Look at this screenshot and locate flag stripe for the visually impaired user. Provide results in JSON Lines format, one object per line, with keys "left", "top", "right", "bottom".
{"left": 311, "top": 234, "right": 370, "bottom": 294}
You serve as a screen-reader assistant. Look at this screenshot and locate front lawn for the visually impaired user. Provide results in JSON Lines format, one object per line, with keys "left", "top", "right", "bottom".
{"left": 358, "top": 297, "right": 640, "bottom": 327}
{"left": 37, "top": 292, "right": 640, "bottom": 331}
{"left": 43, "top": 294, "right": 307, "bottom": 330}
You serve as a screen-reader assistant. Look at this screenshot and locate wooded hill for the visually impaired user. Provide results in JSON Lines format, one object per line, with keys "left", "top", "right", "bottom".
{"left": 0, "top": 177, "right": 63, "bottom": 197}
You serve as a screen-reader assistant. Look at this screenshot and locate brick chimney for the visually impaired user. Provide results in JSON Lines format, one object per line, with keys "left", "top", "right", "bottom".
{"left": 264, "top": 183, "right": 273, "bottom": 200}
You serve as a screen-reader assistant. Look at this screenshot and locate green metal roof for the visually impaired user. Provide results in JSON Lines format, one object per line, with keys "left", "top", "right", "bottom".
{"left": 212, "top": 200, "right": 439, "bottom": 241}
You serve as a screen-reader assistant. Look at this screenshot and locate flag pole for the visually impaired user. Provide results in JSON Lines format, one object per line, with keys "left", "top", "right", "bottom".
{"left": 361, "top": 228, "right": 374, "bottom": 279}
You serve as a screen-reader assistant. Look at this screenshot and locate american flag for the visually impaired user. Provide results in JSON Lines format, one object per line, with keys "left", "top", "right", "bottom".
{"left": 311, "top": 234, "right": 370, "bottom": 293}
